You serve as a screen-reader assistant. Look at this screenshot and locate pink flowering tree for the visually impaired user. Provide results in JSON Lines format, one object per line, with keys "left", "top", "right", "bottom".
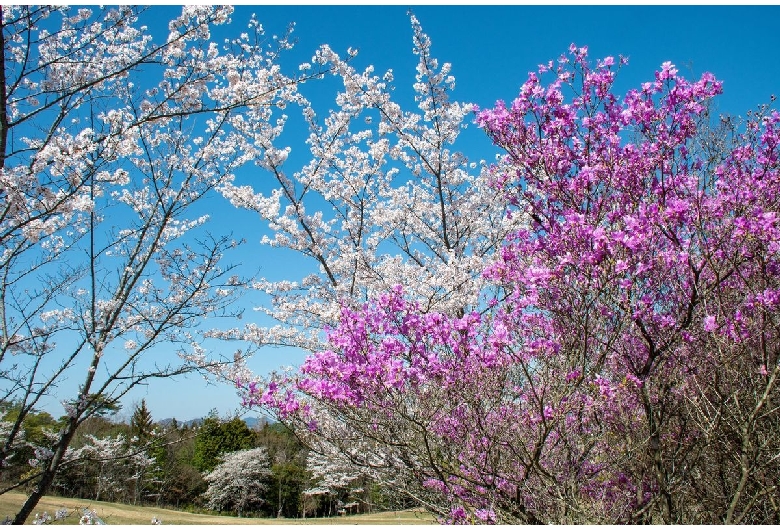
{"left": 475, "top": 47, "right": 780, "bottom": 523}
{"left": 0, "top": 6, "right": 315, "bottom": 522}
{"left": 245, "top": 46, "right": 780, "bottom": 523}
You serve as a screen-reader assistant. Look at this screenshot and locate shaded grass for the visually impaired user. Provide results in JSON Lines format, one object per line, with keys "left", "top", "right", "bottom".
{"left": 0, "top": 491, "right": 435, "bottom": 525}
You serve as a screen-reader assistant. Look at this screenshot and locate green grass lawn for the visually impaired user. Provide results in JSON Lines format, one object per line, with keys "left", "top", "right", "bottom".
{"left": 0, "top": 491, "right": 435, "bottom": 525}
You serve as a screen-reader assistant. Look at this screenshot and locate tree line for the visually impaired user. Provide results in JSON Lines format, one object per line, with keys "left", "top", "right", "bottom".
{"left": 1, "top": 399, "right": 406, "bottom": 518}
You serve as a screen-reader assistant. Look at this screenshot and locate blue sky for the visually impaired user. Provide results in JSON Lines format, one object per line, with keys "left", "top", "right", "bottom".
{"left": 219, "top": 5, "right": 779, "bottom": 117}
{"left": 60, "top": 4, "right": 780, "bottom": 423}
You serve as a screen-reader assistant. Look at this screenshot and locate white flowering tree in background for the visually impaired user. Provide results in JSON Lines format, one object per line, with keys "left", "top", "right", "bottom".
{"left": 202, "top": 447, "right": 271, "bottom": 517}
{"left": 303, "top": 447, "right": 394, "bottom": 516}
{"left": 0, "top": 5, "right": 316, "bottom": 523}
{"left": 53, "top": 433, "right": 154, "bottom": 503}
{"left": 305, "top": 450, "right": 360, "bottom": 499}
{"left": 293, "top": 398, "right": 472, "bottom": 516}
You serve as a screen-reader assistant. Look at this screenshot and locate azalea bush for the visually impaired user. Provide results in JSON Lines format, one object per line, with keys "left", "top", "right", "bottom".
{"left": 245, "top": 45, "right": 780, "bottom": 523}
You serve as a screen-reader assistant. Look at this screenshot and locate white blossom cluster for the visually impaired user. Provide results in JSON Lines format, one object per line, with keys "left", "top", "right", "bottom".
{"left": 202, "top": 447, "right": 271, "bottom": 516}
{"left": 216, "top": 15, "right": 523, "bottom": 364}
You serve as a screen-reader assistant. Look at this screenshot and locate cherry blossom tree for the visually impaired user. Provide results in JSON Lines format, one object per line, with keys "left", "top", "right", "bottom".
{"left": 219, "top": 14, "right": 523, "bottom": 508}
{"left": 302, "top": 448, "right": 365, "bottom": 516}
{"left": 202, "top": 446, "right": 271, "bottom": 517}
{"left": 217, "top": 14, "right": 522, "bottom": 356}
{"left": 245, "top": 45, "right": 780, "bottom": 523}
{"left": 0, "top": 5, "right": 312, "bottom": 522}
{"left": 304, "top": 450, "right": 360, "bottom": 499}
{"left": 51, "top": 433, "right": 155, "bottom": 503}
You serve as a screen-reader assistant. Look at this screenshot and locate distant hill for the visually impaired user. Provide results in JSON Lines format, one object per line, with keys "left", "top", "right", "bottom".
{"left": 157, "top": 417, "right": 202, "bottom": 429}
{"left": 158, "top": 416, "right": 271, "bottom": 429}
{"left": 243, "top": 416, "right": 270, "bottom": 429}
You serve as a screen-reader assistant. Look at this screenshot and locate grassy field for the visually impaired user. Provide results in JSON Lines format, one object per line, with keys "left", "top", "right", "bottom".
{"left": 0, "top": 491, "right": 435, "bottom": 525}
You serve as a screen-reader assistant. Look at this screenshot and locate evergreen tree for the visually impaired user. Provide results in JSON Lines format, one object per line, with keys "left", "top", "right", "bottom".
{"left": 192, "top": 416, "right": 255, "bottom": 473}
{"left": 130, "top": 400, "right": 154, "bottom": 443}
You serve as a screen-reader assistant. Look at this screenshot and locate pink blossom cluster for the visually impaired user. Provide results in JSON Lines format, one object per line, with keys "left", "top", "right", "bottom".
{"left": 245, "top": 45, "right": 780, "bottom": 523}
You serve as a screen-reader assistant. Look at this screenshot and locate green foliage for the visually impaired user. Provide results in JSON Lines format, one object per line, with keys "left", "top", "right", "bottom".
{"left": 0, "top": 401, "right": 63, "bottom": 486}
{"left": 70, "top": 416, "right": 129, "bottom": 447}
{"left": 0, "top": 402, "right": 384, "bottom": 518}
{"left": 1, "top": 401, "right": 61, "bottom": 446}
{"left": 192, "top": 416, "right": 255, "bottom": 473}
{"left": 130, "top": 400, "right": 154, "bottom": 443}
{"left": 254, "top": 422, "right": 309, "bottom": 518}
{"left": 147, "top": 424, "right": 205, "bottom": 509}
{"left": 269, "top": 460, "right": 309, "bottom": 518}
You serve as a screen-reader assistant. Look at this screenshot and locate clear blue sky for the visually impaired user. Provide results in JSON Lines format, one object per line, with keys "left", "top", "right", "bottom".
{"left": 81, "top": 4, "right": 780, "bottom": 423}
